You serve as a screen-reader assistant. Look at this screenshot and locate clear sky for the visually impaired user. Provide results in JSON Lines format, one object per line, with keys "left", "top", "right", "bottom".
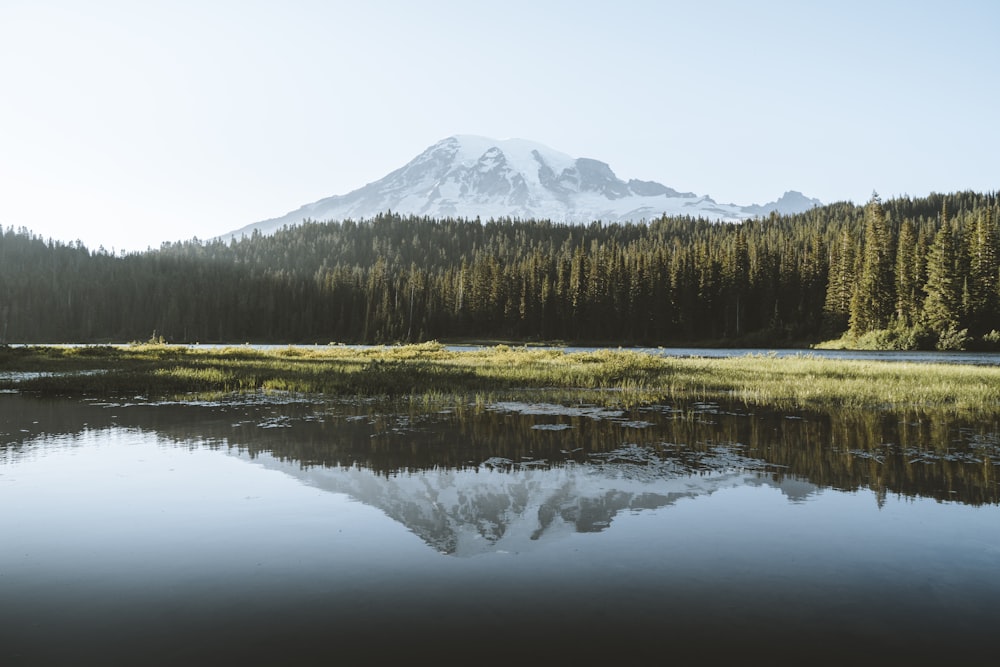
{"left": 1, "top": 0, "right": 998, "bottom": 252}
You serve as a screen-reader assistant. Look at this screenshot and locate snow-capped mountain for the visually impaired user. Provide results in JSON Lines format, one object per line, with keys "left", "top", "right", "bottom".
{"left": 227, "top": 135, "right": 821, "bottom": 238}
{"left": 231, "top": 445, "right": 819, "bottom": 557}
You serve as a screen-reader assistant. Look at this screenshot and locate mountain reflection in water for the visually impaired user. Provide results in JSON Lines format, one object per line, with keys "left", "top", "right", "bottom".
{"left": 2, "top": 393, "right": 999, "bottom": 663}
{"left": 4, "top": 393, "right": 996, "bottom": 510}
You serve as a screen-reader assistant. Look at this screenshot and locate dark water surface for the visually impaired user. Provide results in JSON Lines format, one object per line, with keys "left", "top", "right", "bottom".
{"left": 2, "top": 393, "right": 999, "bottom": 664}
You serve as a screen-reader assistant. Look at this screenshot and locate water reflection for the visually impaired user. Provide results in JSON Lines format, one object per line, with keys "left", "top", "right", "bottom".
{"left": 3, "top": 393, "right": 1000, "bottom": 663}
{"left": 2, "top": 392, "right": 998, "bottom": 556}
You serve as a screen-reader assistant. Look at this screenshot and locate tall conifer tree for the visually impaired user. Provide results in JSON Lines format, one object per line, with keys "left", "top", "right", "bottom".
{"left": 849, "top": 193, "right": 895, "bottom": 333}
{"left": 967, "top": 209, "right": 999, "bottom": 332}
{"left": 894, "top": 218, "right": 921, "bottom": 326}
{"left": 922, "top": 223, "right": 962, "bottom": 333}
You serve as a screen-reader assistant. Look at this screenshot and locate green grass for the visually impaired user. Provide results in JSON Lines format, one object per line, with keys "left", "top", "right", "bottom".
{"left": 2, "top": 342, "right": 999, "bottom": 415}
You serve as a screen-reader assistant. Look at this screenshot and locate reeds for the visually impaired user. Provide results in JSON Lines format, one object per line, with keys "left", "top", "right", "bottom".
{"left": 2, "top": 343, "right": 998, "bottom": 415}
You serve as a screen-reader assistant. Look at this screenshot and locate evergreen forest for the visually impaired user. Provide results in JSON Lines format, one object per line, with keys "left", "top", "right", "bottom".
{"left": 1, "top": 190, "right": 998, "bottom": 349}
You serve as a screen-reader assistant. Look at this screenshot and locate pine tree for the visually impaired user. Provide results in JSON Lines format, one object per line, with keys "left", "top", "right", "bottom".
{"left": 966, "top": 208, "right": 999, "bottom": 332}
{"left": 894, "top": 218, "right": 921, "bottom": 326}
{"left": 725, "top": 229, "right": 750, "bottom": 336}
{"left": 849, "top": 193, "right": 895, "bottom": 334}
{"left": 823, "top": 228, "right": 857, "bottom": 333}
{"left": 922, "top": 223, "right": 962, "bottom": 333}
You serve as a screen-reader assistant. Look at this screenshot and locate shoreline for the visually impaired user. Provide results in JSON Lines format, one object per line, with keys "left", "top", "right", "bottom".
{"left": 2, "top": 342, "right": 999, "bottom": 415}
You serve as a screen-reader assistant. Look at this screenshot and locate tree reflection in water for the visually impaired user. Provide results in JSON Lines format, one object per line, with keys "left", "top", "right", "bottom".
{"left": 3, "top": 393, "right": 997, "bottom": 509}
{"left": 2, "top": 393, "right": 999, "bottom": 663}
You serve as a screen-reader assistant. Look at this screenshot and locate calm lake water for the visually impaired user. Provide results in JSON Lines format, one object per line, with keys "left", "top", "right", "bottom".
{"left": 2, "top": 392, "right": 999, "bottom": 664}
{"left": 17, "top": 342, "right": 1000, "bottom": 365}
{"left": 229, "top": 344, "right": 1000, "bottom": 365}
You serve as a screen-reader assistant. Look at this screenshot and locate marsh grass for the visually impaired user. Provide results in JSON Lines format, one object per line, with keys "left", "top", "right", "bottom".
{"left": 2, "top": 343, "right": 998, "bottom": 415}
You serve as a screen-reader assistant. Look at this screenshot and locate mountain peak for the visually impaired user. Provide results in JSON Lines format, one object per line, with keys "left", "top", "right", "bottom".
{"left": 740, "top": 190, "right": 823, "bottom": 217}
{"left": 433, "top": 135, "right": 578, "bottom": 187}
{"left": 225, "top": 136, "right": 822, "bottom": 238}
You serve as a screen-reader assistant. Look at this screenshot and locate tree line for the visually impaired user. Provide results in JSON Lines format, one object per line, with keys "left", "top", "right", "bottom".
{"left": 0, "top": 190, "right": 997, "bottom": 348}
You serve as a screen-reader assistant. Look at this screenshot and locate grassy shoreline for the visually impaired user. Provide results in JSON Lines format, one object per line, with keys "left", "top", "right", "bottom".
{"left": 2, "top": 342, "right": 999, "bottom": 415}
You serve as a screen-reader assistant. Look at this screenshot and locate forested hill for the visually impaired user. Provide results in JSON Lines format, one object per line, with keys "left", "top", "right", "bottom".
{"left": 1, "top": 190, "right": 998, "bottom": 348}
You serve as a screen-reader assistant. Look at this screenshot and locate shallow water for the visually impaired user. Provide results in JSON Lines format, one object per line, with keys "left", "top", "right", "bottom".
{"left": 1, "top": 393, "right": 998, "bottom": 664}
{"left": 13, "top": 341, "right": 1000, "bottom": 365}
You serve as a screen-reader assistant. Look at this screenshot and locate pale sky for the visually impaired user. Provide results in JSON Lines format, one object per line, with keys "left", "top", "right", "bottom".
{"left": 1, "top": 0, "right": 998, "bottom": 252}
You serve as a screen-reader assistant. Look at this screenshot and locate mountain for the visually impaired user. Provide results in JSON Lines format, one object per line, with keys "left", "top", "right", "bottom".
{"left": 231, "top": 443, "right": 816, "bottom": 557}
{"left": 226, "top": 135, "right": 821, "bottom": 238}
{"left": 739, "top": 189, "right": 825, "bottom": 217}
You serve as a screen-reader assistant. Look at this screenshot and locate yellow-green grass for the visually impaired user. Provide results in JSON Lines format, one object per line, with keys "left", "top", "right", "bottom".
{"left": 2, "top": 343, "right": 998, "bottom": 416}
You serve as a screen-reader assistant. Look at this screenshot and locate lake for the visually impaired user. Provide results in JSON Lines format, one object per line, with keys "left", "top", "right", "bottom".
{"left": 217, "top": 343, "right": 1000, "bottom": 366}
{"left": 2, "top": 391, "right": 999, "bottom": 664}
{"left": 16, "top": 341, "right": 1000, "bottom": 366}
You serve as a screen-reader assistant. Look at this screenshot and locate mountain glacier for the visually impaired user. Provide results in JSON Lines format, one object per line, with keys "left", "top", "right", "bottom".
{"left": 227, "top": 135, "right": 821, "bottom": 238}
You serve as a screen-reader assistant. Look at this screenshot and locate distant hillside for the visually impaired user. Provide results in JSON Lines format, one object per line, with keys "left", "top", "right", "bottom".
{"left": 2, "top": 191, "right": 996, "bottom": 349}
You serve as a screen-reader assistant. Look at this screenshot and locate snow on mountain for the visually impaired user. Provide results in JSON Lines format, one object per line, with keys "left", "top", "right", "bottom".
{"left": 231, "top": 444, "right": 816, "bottom": 557}
{"left": 226, "top": 135, "right": 821, "bottom": 239}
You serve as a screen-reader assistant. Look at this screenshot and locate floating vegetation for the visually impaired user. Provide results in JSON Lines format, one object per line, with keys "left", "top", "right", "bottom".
{"left": 586, "top": 443, "right": 750, "bottom": 482}
{"left": 489, "top": 401, "right": 626, "bottom": 420}
{"left": 691, "top": 445, "right": 776, "bottom": 473}
{"left": 617, "top": 420, "right": 654, "bottom": 429}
